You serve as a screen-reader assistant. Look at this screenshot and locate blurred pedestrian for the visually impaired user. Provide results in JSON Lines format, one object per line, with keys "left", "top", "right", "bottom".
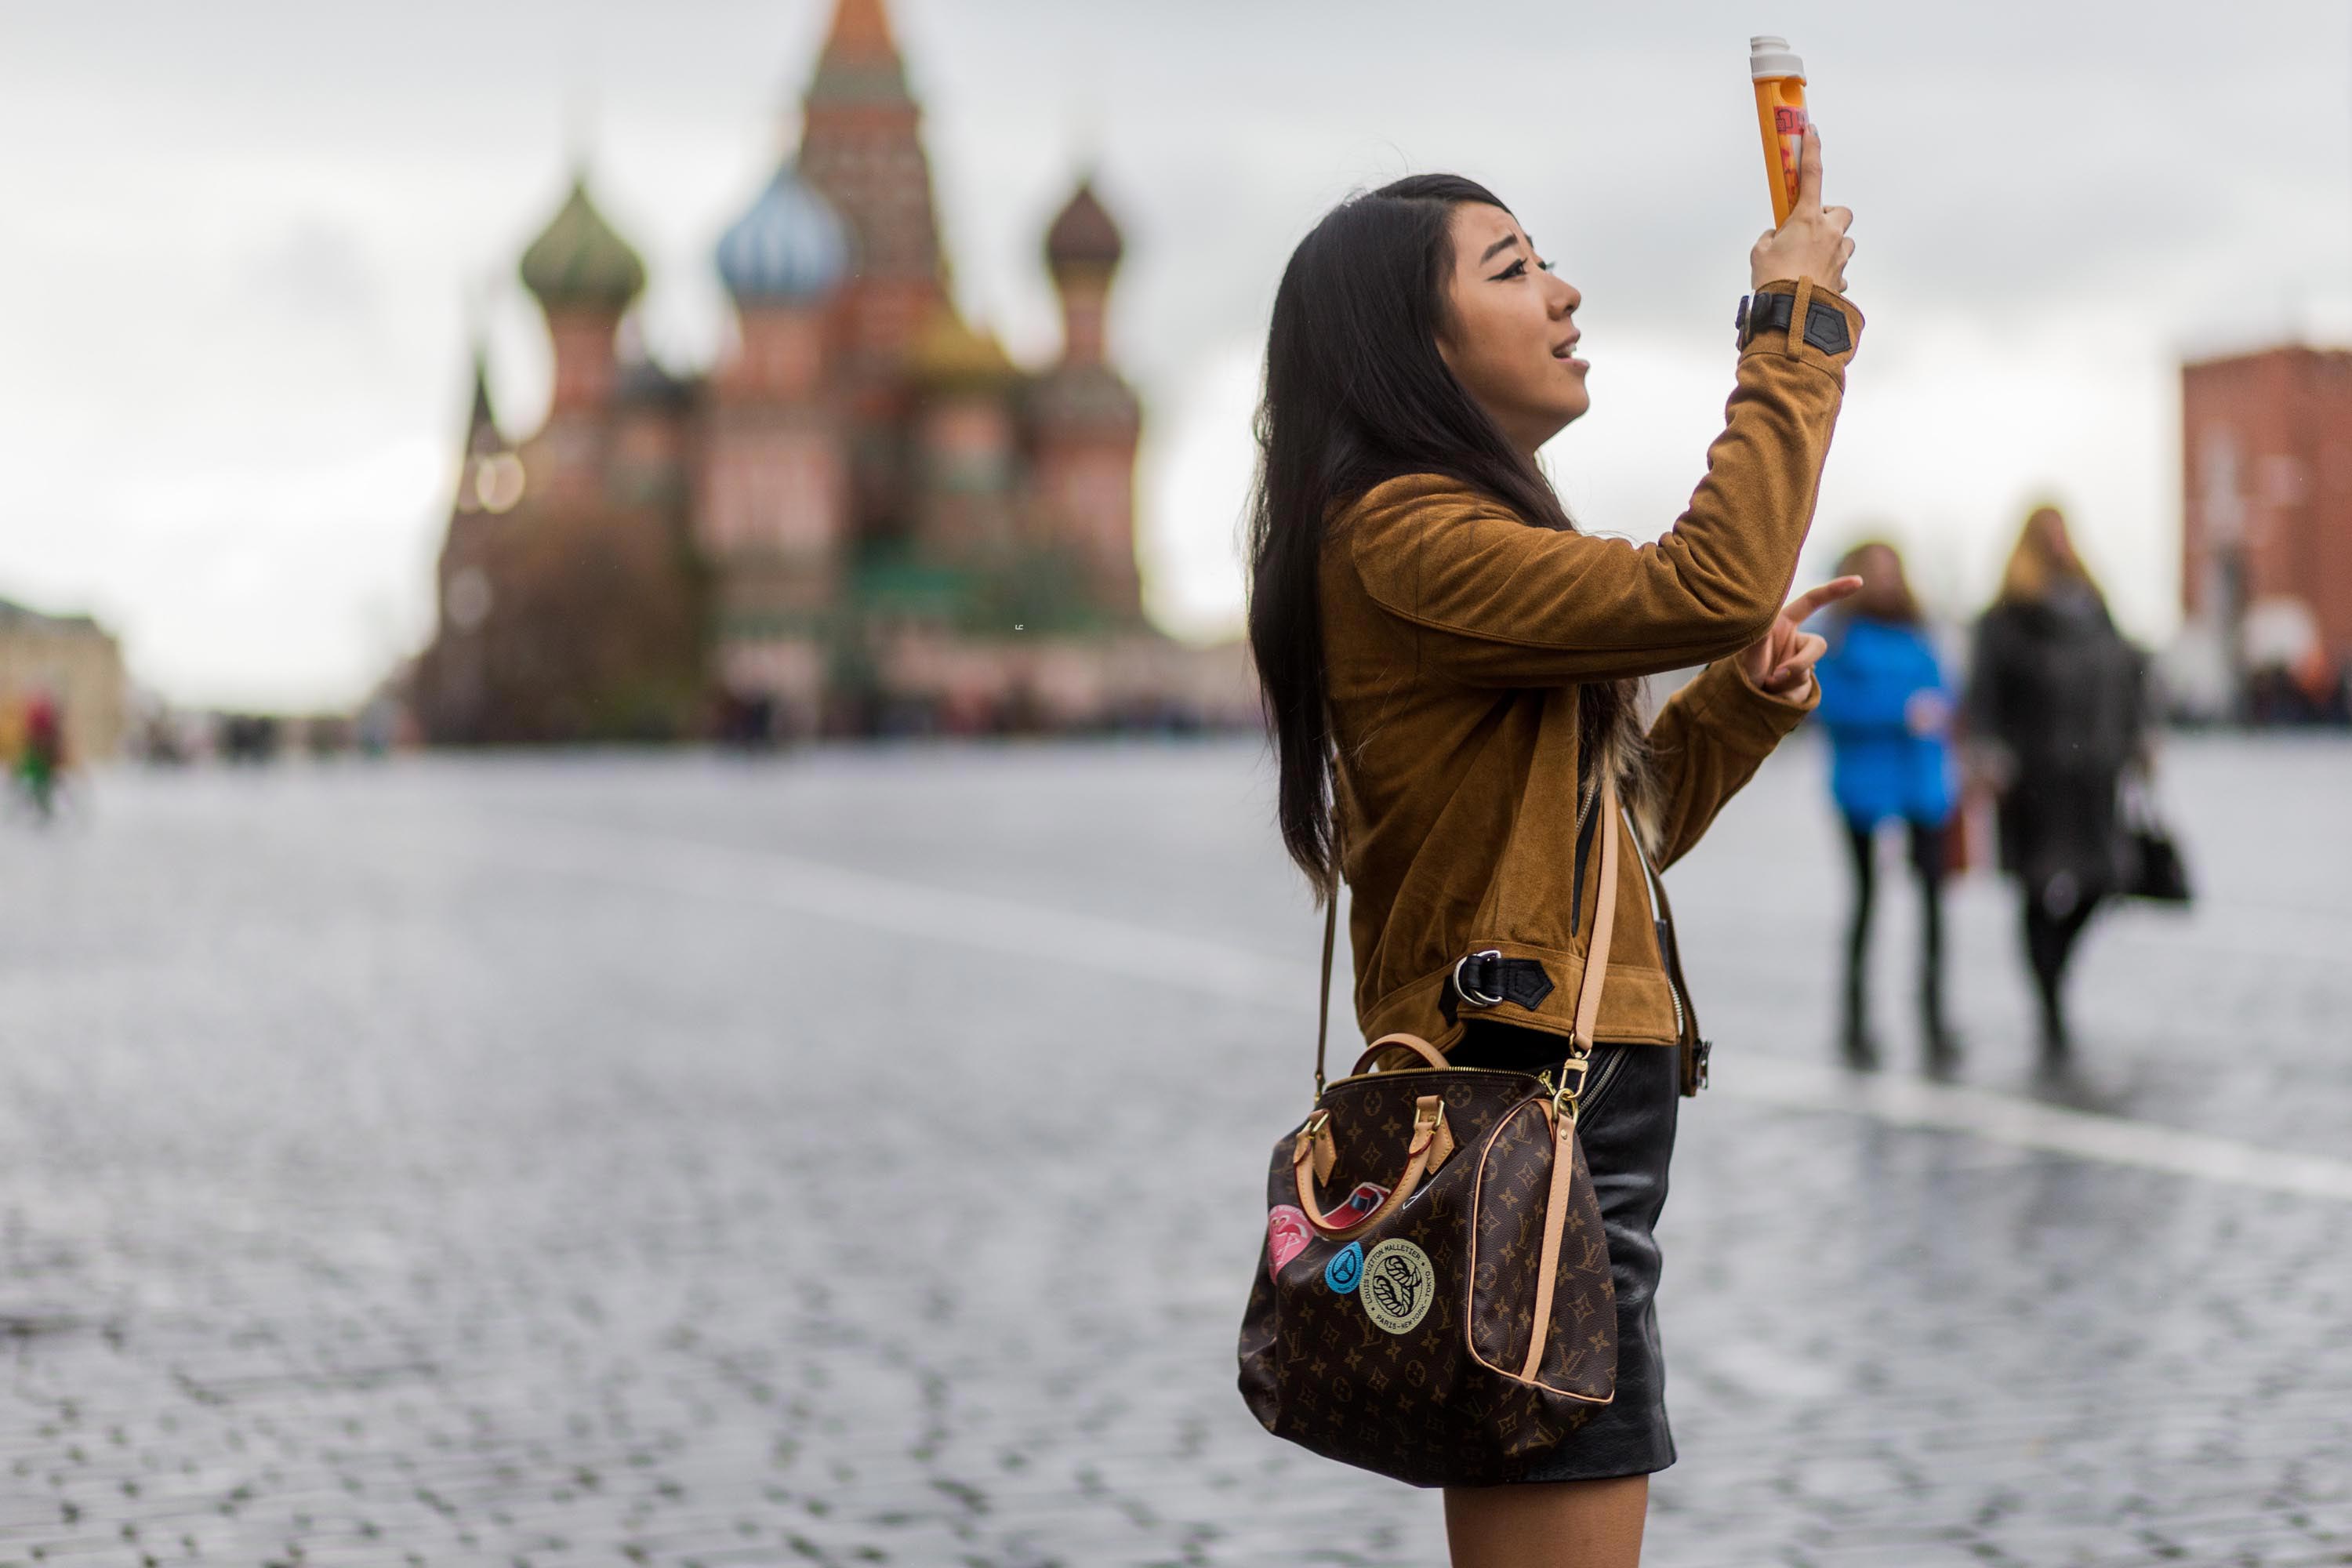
{"left": 1966, "top": 506, "right": 2147, "bottom": 1063}
{"left": 1813, "top": 541, "right": 1957, "bottom": 1074}
{"left": 1243, "top": 127, "right": 1858, "bottom": 1566}
{"left": 15, "top": 690, "right": 64, "bottom": 822}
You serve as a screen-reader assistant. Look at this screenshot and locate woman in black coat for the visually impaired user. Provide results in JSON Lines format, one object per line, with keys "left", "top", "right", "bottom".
{"left": 1966, "top": 506, "right": 2147, "bottom": 1062}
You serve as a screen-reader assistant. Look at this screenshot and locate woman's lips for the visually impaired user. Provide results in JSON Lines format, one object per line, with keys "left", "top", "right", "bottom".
{"left": 1552, "top": 336, "right": 1586, "bottom": 370}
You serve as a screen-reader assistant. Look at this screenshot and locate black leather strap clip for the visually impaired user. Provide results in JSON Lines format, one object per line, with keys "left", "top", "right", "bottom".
{"left": 1441, "top": 950, "right": 1556, "bottom": 1022}
{"left": 1737, "top": 289, "right": 1850, "bottom": 356}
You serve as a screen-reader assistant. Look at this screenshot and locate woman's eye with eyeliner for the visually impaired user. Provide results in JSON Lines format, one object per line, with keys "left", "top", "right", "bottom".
{"left": 1497, "top": 260, "right": 1527, "bottom": 280}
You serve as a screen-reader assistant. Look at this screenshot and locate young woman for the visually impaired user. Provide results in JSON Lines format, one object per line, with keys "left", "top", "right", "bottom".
{"left": 1966, "top": 506, "right": 2147, "bottom": 1062}
{"left": 1246, "top": 131, "right": 1858, "bottom": 1567}
{"left": 1813, "top": 541, "right": 1959, "bottom": 1073}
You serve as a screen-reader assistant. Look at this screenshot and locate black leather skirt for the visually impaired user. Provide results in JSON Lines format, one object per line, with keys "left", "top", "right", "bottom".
{"left": 1450, "top": 1022, "right": 1681, "bottom": 1481}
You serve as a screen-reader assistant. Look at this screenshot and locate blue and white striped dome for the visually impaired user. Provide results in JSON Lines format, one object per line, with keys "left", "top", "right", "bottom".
{"left": 714, "top": 162, "right": 851, "bottom": 303}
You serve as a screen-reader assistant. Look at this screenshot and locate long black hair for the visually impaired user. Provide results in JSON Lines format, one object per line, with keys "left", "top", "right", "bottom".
{"left": 1246, "top": 173, "right": 1644, "bottom": 897}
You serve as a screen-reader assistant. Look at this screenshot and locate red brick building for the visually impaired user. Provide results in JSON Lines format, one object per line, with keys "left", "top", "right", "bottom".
{"left": 2180, "top": 345, "right": 2352, "bottom": 713}
{"left": 410, "top": 0, "right": 1244, "bottom": 742}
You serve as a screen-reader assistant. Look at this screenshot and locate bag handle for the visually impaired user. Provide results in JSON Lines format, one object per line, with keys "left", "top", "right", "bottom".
{"left": 1290, "top": 1093, "right": 1456, "bottom": 1240}
{"left": 1352, "top": 1032, "right": 1450, "bottom": 1075}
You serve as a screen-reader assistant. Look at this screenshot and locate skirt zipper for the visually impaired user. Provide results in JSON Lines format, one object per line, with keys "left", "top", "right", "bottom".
{"left": 1552, "top": 1043, "right": 1632, "bottom": 1120}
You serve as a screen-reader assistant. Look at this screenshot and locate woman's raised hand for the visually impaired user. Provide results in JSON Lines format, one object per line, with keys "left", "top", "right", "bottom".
{"left": 1750, "top": 126, "right": 1854, "bottom": 293}
{"left": 1741, "top": 575, "right": 1863, "bottom": 699}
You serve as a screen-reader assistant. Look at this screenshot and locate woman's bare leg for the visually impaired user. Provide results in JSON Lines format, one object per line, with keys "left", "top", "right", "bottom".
{"left": 1443, "top": 1475, "right": 1648, "bottom": 1568}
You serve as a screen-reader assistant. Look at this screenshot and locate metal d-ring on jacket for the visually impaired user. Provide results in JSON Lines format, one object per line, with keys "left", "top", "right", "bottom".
{"left": 1316, "top": 279, "right": 1865, "bottom": 1057}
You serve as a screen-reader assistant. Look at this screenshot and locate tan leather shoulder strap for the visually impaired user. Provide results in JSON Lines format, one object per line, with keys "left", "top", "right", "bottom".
{"left": 1570, "top": 773, "right": 1621, "bottom": 1051}
{"left": 1518, "top": 770, "right": 1620, "bottom": 1382}
{"left": 1314, "top": 891, "right": 1337, "bottom": 1095}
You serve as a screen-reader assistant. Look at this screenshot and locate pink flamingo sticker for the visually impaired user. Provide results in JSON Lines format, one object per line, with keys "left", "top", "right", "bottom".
{"left": 1265, "top": 1205, "right": 1312, "bottom": 1280}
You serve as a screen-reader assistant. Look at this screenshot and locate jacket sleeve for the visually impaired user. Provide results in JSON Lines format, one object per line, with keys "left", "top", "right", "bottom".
{"left": 1644, "top": 655, "right": 1817, "bottom": 869}
{"left": 1345, "top": 282, "right": 1862, "bottom": 689}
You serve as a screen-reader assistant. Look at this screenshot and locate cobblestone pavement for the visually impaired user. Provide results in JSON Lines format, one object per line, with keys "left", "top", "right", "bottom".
{"left": 2, "top": 735, "right": 2348, "bottom": 1567}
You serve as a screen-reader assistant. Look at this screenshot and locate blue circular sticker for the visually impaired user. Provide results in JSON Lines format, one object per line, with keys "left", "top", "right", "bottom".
{"left": 1323, "top": 1240, "right": 1364, "bottom": 1294}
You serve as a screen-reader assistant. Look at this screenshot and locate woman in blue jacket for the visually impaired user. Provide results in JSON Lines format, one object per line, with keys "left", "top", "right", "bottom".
{"left": 1814, "top": 542, "right": 1958, "bottom": 1073}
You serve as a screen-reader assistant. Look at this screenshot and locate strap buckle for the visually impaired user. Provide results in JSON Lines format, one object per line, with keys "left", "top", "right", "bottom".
{"left": 1452, "top": 949, "right": 1506, "bottom": 1008}
{"left": 1550, "top": 1036, "right": 1592, "bottom": 1123}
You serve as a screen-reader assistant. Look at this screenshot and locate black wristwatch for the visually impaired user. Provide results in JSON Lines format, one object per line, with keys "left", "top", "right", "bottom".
{"left": 1736, "top": 288, "right": 1852, "bottom": 355}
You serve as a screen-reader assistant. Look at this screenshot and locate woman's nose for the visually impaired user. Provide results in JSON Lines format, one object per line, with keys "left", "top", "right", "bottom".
{"left": 1547, "top": 274, "right": 1580, "bottom": 316}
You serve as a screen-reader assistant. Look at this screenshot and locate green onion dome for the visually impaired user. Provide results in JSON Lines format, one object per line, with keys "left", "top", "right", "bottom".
{"left": 519, "top": 176, "right": 647, "bottom": 311}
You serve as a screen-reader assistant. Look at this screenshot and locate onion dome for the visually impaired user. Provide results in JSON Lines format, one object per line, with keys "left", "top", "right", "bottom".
{"left": 519, "top": 176, "right": 646, "bottom": 310}
{"left": 910, "top": 307, "right": 1017, "bottom": 393}
{"left": 1044, "top": 179, "right": 1123, "bottom": 274}
{"left": 715, "top": 162, "right": 851, "bottom": 303}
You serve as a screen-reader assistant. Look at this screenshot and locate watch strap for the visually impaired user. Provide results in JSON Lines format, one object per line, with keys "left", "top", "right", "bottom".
{"left": 1737, "top": 288, "right": 1852, "bottom": 356}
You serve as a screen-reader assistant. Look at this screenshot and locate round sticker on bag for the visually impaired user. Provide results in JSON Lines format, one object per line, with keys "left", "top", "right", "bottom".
{"left": 1323, "top": 1240, "right": 1363, "bottom": 1294}
{"left": 1360, "top": 1239, "right": 1435, "bottom": 1334}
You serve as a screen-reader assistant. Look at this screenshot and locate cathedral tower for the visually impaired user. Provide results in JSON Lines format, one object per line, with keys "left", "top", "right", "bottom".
{"left": 1031, "top": 177, "right": 1142, "bottom": 622}
{"left": 517, "top": 173, "right": 646, "bottom": 498}
{"left": 796, "top": 0, "right": 951, "bottom": 542}
{"left": 706, "top": 158, "right": 855, "bottom": 731}
{"left": 909, "top": 308, "right": 1019, "bottom": 566}
{"left": 797, "top": 0, "right": 949, "bottom": 371}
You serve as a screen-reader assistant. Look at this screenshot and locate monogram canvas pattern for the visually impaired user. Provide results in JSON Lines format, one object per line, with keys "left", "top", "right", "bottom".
{"left": 1236, "top": 1067, "right": 1617, "bottom": 1488}
{"left": 1465, "top": 1103, "right": 1616, "bottom": 1397}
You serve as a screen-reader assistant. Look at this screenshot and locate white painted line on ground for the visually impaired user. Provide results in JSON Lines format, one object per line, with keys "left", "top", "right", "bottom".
{"left": 503, "top": 821, "right": 2352, "bottom": 1204}
{"left": 489, "top": 822, "right": 1307, "bottom": 1002}
{"left": 1719, "top": 1057, "right": 2352, "bottom": 1201}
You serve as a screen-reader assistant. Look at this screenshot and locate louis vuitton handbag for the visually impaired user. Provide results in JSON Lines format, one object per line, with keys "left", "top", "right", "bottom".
{"left": 1236, "top": 775, "right": 1630, "bottom": 1487}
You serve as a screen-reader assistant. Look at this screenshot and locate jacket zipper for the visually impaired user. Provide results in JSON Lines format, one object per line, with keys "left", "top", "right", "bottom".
{"left": 1624, "top": 811, "right": 1693, "bottom": 1044}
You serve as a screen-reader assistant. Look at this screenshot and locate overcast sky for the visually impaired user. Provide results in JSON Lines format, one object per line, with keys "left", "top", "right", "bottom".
{"left": 6, "top": 0, "right": 2350, "bottom": 709}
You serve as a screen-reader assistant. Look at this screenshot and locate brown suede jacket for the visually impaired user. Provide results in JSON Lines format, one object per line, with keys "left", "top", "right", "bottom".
{"left": 1320, "top": 281, "right": 1864, "bottom": 1052}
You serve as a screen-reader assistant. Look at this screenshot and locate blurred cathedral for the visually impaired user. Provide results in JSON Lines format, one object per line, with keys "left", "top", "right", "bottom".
{"left": 410, "top": 0, "right": 1244, "bottom": 743}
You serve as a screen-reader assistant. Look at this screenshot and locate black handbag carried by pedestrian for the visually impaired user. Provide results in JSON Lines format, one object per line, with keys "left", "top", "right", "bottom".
{"left": 2121, "top": 772, "right": 2192, "bottom": 906}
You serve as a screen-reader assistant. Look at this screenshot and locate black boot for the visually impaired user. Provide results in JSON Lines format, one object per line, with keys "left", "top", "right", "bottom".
{"left": 2037, "top": 993, "right": 2072, "bottom": 1071}
{"left": 1921, "top": 973, "right": 1960, "bottom": 1079}
{"left": 1841, "top": 975, "right": 1880, "bottom": 1072}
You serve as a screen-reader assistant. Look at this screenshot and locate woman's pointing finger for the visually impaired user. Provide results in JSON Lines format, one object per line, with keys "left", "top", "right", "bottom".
{"left": 1783, "top": 575, "right": 1864, "bottom": 625}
